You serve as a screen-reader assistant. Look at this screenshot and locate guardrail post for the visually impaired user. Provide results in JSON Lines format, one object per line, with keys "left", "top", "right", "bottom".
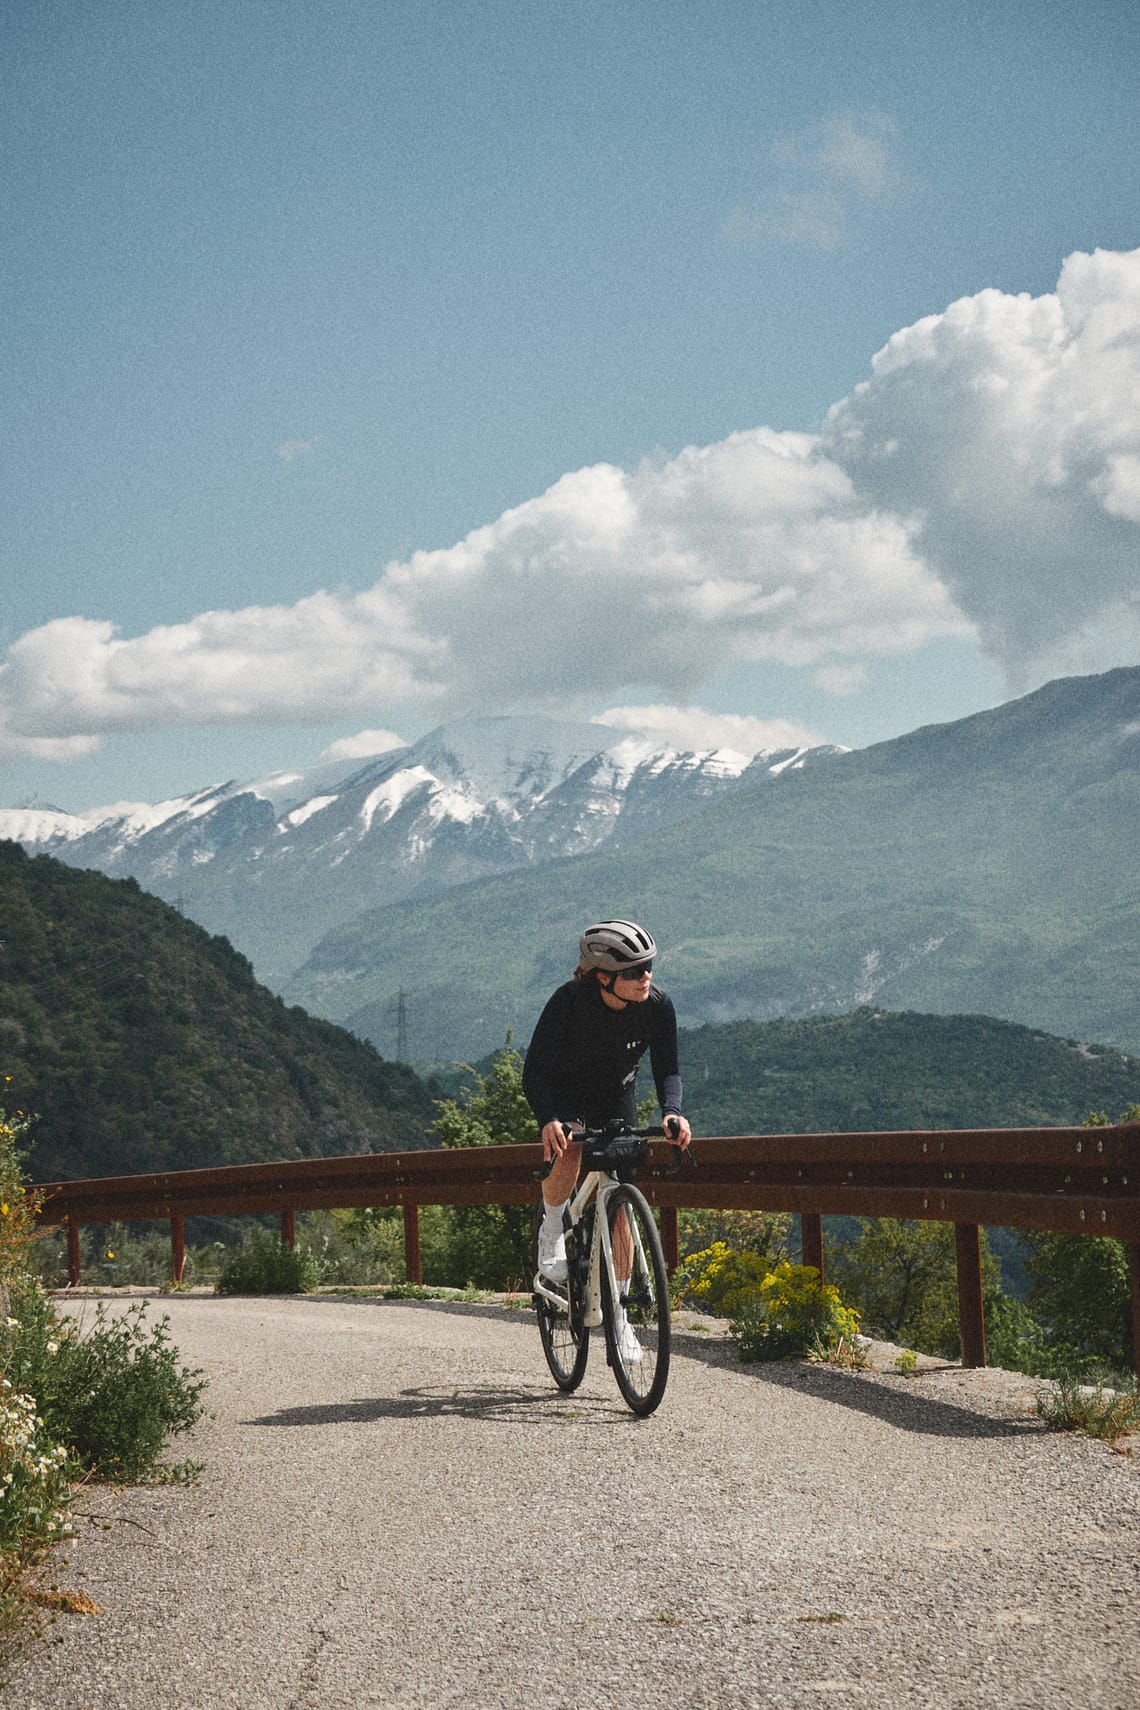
{"left": 403, "top": 1203, "right": 421, "bottom": 1285}
{"left": 660, "top": 1206, "right": 679, "bottom": 1273}
{"left": 67, "top": 1216, "right": 82, "bottom": 1287}
{"left": 171, "top": 1215, "right": 186, "bottom": 1286}
{"left": 954, "top": 1222, "right": 986, "bottom": 1368}
{"left": 281, "top": 1209, "right": 296, "bottom": 1249}
{"left": 800, "top": 1212, "right": 825, "bottom": 1282}
{"left": 1129, "top": 1242, "right": 1140, "bottom": 1375}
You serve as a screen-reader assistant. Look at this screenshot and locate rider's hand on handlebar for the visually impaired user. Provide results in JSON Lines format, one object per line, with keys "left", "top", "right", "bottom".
{"left": 665, "top": 1113, "right": 693, "bottom": 1149}
{"left": 541, "top": 1119, "right": 573, "bottom": 1162}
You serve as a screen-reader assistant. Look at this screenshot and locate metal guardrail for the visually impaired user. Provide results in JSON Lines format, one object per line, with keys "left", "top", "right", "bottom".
{"left": 33, "top": 1123, "right": 1140, "bottom": 1371}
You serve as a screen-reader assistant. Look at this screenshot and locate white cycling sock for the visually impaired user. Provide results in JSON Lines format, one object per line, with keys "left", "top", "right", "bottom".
{"left": 541, "top": 1199, "right": 568, "bottom": 1237}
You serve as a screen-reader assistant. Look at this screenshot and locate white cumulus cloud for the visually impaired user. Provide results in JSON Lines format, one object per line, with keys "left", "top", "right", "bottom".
{"left": 320, "top": 728, "right": 408, "bottom": 761}
{"left": 823, "top": 246, "right": 1140, "bottom": 684}
{"left": 2, "top": 245, "right": 1138, "bottom": 768}
{"left": 592, "top": 704, "right": 830, "bottom": 758}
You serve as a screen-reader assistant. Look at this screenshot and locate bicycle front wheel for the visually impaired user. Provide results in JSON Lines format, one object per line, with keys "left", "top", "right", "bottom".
{"left": 534, "top": 1204, "right": 589, "bottom": 1393}
{"left": 601, "top": 1184, "right": 671, "bottom": 1416}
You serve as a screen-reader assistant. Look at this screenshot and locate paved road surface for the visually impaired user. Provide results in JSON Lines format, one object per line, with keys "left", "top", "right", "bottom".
{"left": 11, "top": 1294, "right": 1140, "bottom": 1709}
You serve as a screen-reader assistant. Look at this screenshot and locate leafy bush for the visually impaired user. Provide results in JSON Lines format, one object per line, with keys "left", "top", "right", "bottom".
{"left": 0, "top": 1089, "right": 210, "bottom": 1671}
{"left": 4, "top": 1286, "right": 206, "bottom": 1485}
{"left": 1035, "top": 1373, "right": 1140, "bottom": 1442}
{"left": 0, "top": 1377, "right": 72, "bottom": 1666}
{"left": 1022, "top": 1229, "right": 1133, "bottom": 1380}
{"left": 979, "top": 1288, "right": 1051, "bottom": 1375}
{"left": 678, "top": 1243, "right": 861, "bottom": 1362}
{"left": 675, "top": 1241, "right": 775, "bottom": 1318}
{"left": 730, "top": 1262, "right": 862, "bottom": 1363}
{"left": 31, "top": 1219, "right": 213, "bottom": 1291}
{"left": 215, "top": 1228, "right": 322, "bottom": 1295}
{"left": 0, "top": 1100, "right": 71, "bottom": 1665}
{"left": 295, "top": 1208, "right": 408, "bottom": 1288}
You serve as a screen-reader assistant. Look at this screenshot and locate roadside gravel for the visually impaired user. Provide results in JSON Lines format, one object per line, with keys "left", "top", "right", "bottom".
{"left": 10, "top": 1293, "right": 1139, "bottom": 1710}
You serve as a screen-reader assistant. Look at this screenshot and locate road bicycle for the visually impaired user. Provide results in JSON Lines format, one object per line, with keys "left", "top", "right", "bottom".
{"left": 532, "top": 1120, "right": 693, "bottom": 1417}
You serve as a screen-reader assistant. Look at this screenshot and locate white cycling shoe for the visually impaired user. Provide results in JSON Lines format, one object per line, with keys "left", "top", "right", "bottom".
{"left": 537, "top": 1225, "right": 568, "bottom": 1285}
{"left": 614, "top": 1317, "right": 644, "bottom": 1365}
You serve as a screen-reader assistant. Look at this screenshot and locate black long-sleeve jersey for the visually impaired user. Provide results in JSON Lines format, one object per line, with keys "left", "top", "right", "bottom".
{"left": 522, "top": 976, "right": 683, "bottom": 1132}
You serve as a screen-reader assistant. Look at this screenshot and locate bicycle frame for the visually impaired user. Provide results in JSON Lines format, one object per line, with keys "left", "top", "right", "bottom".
{"left": 533, "top": 1124, "right": 688, "bottom": 1415}
{"left": 532, "top": 1166, "right": 627, "bottom": 1326}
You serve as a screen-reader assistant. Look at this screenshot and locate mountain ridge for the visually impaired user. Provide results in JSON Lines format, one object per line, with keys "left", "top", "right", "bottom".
{"left": 282, "top": 667, "right": 1140, "bottom": 1060}
{"left": 0, "top": 714, "right": 843, "bottom": 983}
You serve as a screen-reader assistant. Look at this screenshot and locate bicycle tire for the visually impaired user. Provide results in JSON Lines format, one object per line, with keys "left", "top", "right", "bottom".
{"left": 601, "top": 1183, "right": 671, "bottom": 1416}
{"left": 533, "top": 1202, "right": 589, "bottom": 1392}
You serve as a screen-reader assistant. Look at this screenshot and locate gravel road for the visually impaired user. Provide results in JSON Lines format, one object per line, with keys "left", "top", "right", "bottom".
{"left": 10, "top": 1293, "right": 1140, "bottom": 1710}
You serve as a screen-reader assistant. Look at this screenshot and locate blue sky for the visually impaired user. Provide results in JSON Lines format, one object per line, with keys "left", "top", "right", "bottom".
{"left": 3, "top": 1, "right": 1139, "bottom": 807}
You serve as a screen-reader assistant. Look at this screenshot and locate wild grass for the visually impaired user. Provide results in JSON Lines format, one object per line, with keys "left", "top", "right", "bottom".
{"left": 1034, "top": 1373, "right": 1140, "bottom": 1444}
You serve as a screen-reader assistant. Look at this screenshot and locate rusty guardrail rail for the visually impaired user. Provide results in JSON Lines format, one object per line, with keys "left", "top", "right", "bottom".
{"left": 33, "top": 1122, "right": 1140, "bottom": 1371}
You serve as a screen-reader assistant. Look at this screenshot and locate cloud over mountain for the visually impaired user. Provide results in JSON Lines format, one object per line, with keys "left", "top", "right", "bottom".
{"left": 824, "top": 246, "right": 1140, "bottom": 686}
{"left": 2, "top": 246, "right": 1138, "bottom": 766}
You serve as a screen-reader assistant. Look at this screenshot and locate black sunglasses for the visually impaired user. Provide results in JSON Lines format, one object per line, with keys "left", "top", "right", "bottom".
{"left": 616, "top": 961, "right": 653, "bottom": 980}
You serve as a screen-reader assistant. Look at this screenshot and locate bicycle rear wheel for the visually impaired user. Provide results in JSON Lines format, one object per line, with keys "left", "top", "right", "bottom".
{"left": 533, "top": 1204, "right": 589, "bottom": 1392}
{"left": 601, "top": 1184, "right": 671, "bottom": 1416}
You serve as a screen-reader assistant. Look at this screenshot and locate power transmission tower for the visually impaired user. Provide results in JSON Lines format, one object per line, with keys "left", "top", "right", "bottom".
{"left": 395, "top": 990, "right": 409, "bottom": 1063}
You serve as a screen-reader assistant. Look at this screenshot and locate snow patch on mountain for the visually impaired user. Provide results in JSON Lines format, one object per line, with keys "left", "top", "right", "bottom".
{"left": 0, "top": 806, "right": 88, "bottom": 845}
{"left": 284, "top": 795, "right": 338, "bottom": 829}
{"left": 768, "top": 746, "right": 821, "bottom": 775}
{"left": 360, "top": 768, "right": 436, "bottom": 831}
{"left": 1, "top": 711, "right": 847, "bottom": 985}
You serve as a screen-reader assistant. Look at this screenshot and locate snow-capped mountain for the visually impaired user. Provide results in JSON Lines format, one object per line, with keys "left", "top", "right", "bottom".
{"left": 0, "top": 715, "right": 843, "bottom": 983}
{"left": 281, "top": 666, "right": 1140, "bottom": 1065}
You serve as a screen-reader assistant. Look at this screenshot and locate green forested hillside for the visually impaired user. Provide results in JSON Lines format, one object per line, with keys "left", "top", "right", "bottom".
{"left": 675, "top": 1009, "right": 1140, "bottom": 1136}
{"left": 0, "top": 842, "right": 437, "bottom": 1182}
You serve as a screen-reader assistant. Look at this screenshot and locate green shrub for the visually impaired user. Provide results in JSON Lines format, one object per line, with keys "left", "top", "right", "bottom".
{"left": 1022, "top": 1231, "right": 1133, "bottom": 1379}
{"left": 675, "top": 1241, "right": 775, "bottom": 1318}
{"left": 0, "top": 1089, "right": 208, "bottom": 1677}
{"left": 4, "top": 1285, "right": 206, "bottom": 1484}
{"left": 0, "top": 1101, "right": 70, "bottom": 1665}
{"left": 730, "top": 1262, "right": 862, "bottom": 1363}
{"left": 678, "top": 1242, "right": 862, "bottom": 1362}
{"left": 1035, "top": 1373, "right": 1140, "bottom": 1442}
{"left": 295, "top": 1208, "right": 406, "bottom": 1287}
{"left": 828, "top": 1217, "right": 998, "bottom": 1358}
{"left": 215, "top": 1228, "right": 322, "bottom": 1295}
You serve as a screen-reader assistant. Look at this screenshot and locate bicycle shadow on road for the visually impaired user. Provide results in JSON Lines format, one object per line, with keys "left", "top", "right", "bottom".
{"left": 244, "top": 1384, "right": 623, "bottom": 1429}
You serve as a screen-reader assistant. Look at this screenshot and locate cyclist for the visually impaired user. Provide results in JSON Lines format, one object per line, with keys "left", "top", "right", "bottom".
{"left": 523, "top": 919, "right": 692, "bottom": 1355}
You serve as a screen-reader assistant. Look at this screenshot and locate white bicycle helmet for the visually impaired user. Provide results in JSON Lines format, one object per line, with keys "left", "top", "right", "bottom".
{"left": 578, "top": 919, "right": 657, "bottom": 973}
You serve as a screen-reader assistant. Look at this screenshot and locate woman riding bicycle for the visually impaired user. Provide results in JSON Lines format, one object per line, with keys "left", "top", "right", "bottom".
{"left": 522, "top": 919, "right": 692, "bottom": 1312}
